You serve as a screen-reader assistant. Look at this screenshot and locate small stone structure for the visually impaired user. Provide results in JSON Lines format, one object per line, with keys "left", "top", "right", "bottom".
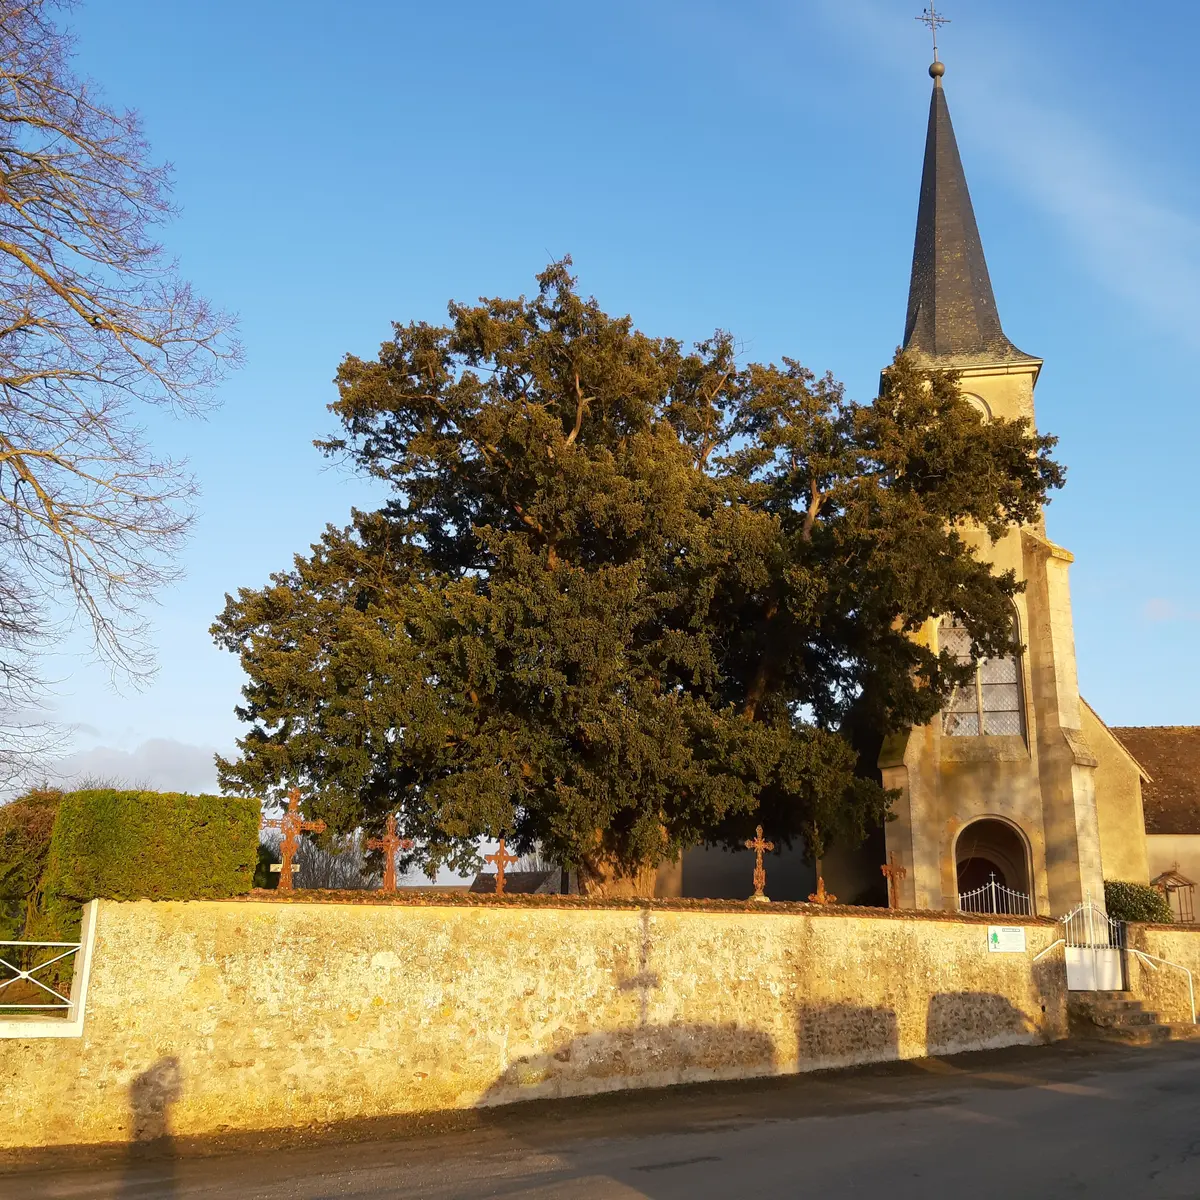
{"left": 469, "top": 869, "right": 562, "bottom": 895}
{"left": 0, "top": 895, "right": 1074, "bottom": 1150}
{"left": 1112, "top": 724, "right": 1200, "bottom": 910}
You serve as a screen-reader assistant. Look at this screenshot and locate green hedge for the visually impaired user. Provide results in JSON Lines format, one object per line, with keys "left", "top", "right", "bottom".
{"left": 39, "top": 790, "right": 260, "bottom": 904}
{"left": 1104, "top": 879, "right": 1173, "bottom": 924}
{"left": 6, "top": 789, "right": 257, "bottom": 984}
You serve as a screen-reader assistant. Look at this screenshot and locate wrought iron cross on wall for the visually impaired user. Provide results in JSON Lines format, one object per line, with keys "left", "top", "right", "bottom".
{"left": 745, "top": 825, "right": 774, "bottom": 902}
{"left": 260, "top": 788, "right": 327, "bottom": 892}
{"left": 881, "top": 851, "right": 908, "bottom": 910}
{"left": 485, "top": 838, "right": 519, "bottom": 896}
{"left": 366, "top": 813, "right": 413, "bottom": 895}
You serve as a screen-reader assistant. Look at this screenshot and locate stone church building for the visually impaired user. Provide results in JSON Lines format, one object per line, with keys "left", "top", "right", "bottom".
{"left": 675, "top": 60, "right": 1163, "bottom": 915}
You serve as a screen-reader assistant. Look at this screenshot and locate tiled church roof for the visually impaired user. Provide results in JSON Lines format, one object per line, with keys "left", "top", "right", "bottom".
{"left": 903, "top": 69, "right": 1038, "bottom": 366}
{"left": 1110, "top": 726, "right": 1200, "bottom": 835}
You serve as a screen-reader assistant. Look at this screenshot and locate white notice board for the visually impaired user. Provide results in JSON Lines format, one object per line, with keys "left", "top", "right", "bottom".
{"left": 987, "top": 926, "right": 1027, "bottom": 953}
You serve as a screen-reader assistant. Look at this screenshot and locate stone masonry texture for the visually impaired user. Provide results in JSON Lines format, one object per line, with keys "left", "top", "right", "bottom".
{"left": 0, "top": 898, "right": 1071, "bottom": 1149}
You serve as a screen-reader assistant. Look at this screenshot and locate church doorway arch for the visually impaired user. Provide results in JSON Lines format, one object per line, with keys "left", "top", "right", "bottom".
{"left": 954, "top": 818, "right": 1032, "bottom": 913}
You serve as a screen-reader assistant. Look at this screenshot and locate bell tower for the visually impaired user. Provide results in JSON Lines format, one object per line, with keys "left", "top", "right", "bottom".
{"left": 877, "top": 56, "right": 1104, "bottom": 917}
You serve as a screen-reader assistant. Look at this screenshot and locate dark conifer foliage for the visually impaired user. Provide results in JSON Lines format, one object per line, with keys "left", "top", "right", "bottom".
{"left": 212, "top": 263, "right": 1062, "bottom": 895}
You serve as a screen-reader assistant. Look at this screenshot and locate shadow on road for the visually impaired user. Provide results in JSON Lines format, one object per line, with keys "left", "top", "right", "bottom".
{"left": 115, "top": 1057, "right": 182, "bottom": 1198}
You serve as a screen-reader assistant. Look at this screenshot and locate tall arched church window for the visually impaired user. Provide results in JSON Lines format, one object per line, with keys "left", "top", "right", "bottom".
{"left": 939, "top": 613, "right": 1024, "bottom": 737}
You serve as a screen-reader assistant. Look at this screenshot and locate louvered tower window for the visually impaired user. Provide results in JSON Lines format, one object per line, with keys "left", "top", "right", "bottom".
{"left": 940, "top": 614, "right": 1024, "bottom": 737}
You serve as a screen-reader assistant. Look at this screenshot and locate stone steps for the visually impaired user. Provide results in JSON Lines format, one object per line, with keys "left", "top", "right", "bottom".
{"left": 1068, "top": 991, "right": 1200, "bottom": 1045}
{"left": 1078, "top": 1022, "right": 1200, "bottom": 1047}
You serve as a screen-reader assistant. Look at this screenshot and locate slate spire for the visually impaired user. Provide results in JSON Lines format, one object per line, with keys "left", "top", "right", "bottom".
{"left": 902, "top": 64, "right": 1034, "bottom": 364}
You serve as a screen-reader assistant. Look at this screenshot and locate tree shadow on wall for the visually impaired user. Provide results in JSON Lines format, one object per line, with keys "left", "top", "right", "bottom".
{"left": 477, "top": 1001, "right": 905, "bottom": 1111}
{"left": 478, "top": 908, "right": 776, "bottom": 1106}
{"left": 925, "top": 993, "right": 1040, "bottom": 1057}
{"left": 115, "top": 1057, "right": 183, "bottom": 1198}
{"left": 478, "top": 1021, "right": 779, "bottom": 1109}
{"left": 795, "top": 1003, "right": 899, "bottom": 1070}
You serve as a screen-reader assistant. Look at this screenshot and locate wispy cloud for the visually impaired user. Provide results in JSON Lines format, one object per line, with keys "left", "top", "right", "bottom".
{"left": 815, "top": 0, "right": 1200, "bottom": 347}
{"left": 1142, "top": 598, "right": 1200, "bottom": 623}
{"left": 48, "top": 738, "right": 222, "bottom": 794}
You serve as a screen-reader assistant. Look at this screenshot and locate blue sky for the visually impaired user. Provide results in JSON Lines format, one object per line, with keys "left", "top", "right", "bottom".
{"left": 42, "top": 0, "right": 1200, "bottom": 792}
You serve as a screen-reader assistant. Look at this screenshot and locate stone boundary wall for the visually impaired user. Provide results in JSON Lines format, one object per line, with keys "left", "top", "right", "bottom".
{"left": 0, "top": 899, "right": 1067, "bottom": 1150}
{"left": 1125, "top": 924, "right": 1200, "bottom": 1023}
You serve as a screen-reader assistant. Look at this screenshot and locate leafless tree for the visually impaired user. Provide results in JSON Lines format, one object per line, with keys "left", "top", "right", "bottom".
{"left": 260, "top": 829, "right": 381, "bottom": 891}
{"left": 0, "top": 1, "right": 240, "bottom": 784}
{"left": 514, "top": 847, "right": 556, "bottom": 873}
{"left": 0, "top": 581, "right": 57, "bottom": 788}
{"left": 295, "top": 832, "right": 380, "bottom": 891}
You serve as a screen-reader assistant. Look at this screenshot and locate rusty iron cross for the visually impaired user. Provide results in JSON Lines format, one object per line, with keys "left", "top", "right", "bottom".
{"left": 366, "top": 813, "right": 413, "bottom": 895}
{"left": 260, "top": 788, "right": 327, "bottom": 892}
{"left": 808, "top": 876, "right": 837, "bottom": 906}
{"left": 485, "top": 838, "right": 519, "bottom": 896}
{"left": 881, "top": 851, "right": 908, "bottom": 910}
{"left": 745, "top": 825, "right": 774, "bottom": 902}
{"left": 916, "top": 4, "right": 950, "bottom": 61}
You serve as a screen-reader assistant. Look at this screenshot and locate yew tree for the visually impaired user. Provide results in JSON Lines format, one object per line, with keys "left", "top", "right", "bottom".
{"left": 212, "top": 263, "right": 1061, "bottom": 895}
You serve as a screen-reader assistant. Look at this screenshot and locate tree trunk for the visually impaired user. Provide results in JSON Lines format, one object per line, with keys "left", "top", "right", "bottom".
{"left": 577, "top": 849, "right": 661, "bottom": 898}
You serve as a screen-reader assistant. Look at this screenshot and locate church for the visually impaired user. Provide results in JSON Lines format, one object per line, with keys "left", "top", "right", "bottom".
{"left": 675, "top": 56, "right": 1173, "bottom": 915}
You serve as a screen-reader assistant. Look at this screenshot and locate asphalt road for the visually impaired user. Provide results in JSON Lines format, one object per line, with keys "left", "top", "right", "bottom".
{"left": 5, "top": 1040, "right": 1200, "bottom": 1199}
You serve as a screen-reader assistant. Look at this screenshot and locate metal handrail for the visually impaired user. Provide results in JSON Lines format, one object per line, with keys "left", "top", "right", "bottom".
{"left": 1032, "top": 938, "right": 1065, "bottom": 963}
{"left": 1129, "top": 949, "right": 1196, "bottom": 1025}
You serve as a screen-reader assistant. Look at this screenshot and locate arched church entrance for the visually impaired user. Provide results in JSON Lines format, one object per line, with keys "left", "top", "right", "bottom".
{"left": 955, "top": 818, "right": 1032, "bottom": 914}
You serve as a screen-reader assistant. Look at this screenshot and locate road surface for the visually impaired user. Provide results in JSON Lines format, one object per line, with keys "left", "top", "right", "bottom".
{"left": 4, "top": 1040, "right": 1200, "bottom": 1198}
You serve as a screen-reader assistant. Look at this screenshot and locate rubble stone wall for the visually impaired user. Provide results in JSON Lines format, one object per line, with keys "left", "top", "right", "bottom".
{"left": 0, "top": 898, "right": 1067, "bottom": 1148}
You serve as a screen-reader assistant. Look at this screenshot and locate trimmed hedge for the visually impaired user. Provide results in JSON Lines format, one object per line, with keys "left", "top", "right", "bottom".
{"left": 39, "top": 790, "right": 260, "bottom": 904}
{"left": 1104, "top": 879, "right": 1173, "bottom": 924}
{"left": 9, "top": 789, "right": 258, "bottom": 982}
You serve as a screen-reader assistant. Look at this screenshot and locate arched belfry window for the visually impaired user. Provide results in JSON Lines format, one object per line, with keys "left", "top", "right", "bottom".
{"left": 939, "top": 613, "right": 1025, "bottom": 737}
{"left": 962, "top": 393, "right": 991, "bottom": 421}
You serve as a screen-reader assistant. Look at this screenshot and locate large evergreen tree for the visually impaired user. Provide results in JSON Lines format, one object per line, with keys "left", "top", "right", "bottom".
{"left": 212, "top": 263, "right": 1061, "bottom": 895}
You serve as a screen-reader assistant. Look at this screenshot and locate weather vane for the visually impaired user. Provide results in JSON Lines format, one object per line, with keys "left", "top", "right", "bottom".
{"left": 916, "top": 4, "right": 951, "bottom": 63}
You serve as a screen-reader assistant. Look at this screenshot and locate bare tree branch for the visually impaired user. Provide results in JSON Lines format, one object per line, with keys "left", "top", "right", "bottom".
{"left": 564, "top": 372, "right": 589, "bottom": 446}
{"left": 0, "top": 1, "right": 241, "bottom": 784}
{"left": 802, "top": 476, "right": 825, "bottom": 543}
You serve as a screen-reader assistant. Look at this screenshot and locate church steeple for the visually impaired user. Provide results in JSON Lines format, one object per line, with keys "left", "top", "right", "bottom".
{"left": 902, "top": 63, "right": 1036, "bottom": 365}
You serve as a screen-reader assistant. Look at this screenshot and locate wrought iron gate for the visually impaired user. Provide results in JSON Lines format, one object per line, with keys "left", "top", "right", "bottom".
{"left": 958, "top": 873, "right": 1034, "bottom": 916}
{"left": 1062, "top": 897, "right": 1125, "bottom": 991}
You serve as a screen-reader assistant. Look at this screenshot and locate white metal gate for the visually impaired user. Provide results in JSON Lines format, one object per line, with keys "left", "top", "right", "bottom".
{"left": 1063, "top": 898, "right": 1125, "bottom": 991}
{"left": 958, "top": 873, "right": 1034, "bottom": 917}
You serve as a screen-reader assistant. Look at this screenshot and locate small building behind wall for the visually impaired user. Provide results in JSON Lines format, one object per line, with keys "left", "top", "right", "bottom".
{"left": 1083, "top": 701, "right": 1151, "bottom": 886}
{"left": 1111, "top": 724, "right": 1200, "bottom": 921}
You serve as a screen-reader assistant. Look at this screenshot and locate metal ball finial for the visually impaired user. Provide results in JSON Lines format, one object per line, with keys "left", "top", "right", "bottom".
{"left": 929, "top": 60, "right": 945, "bottom": 79}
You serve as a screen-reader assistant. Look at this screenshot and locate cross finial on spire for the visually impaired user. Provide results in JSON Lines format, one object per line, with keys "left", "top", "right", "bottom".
{"left": 916, "top": 4, "right": 951, "bottom": 64}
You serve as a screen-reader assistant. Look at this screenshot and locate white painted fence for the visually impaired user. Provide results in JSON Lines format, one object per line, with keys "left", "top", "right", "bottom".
{"left": 0, "top": 901, "right": 97, "bottom": 1038}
